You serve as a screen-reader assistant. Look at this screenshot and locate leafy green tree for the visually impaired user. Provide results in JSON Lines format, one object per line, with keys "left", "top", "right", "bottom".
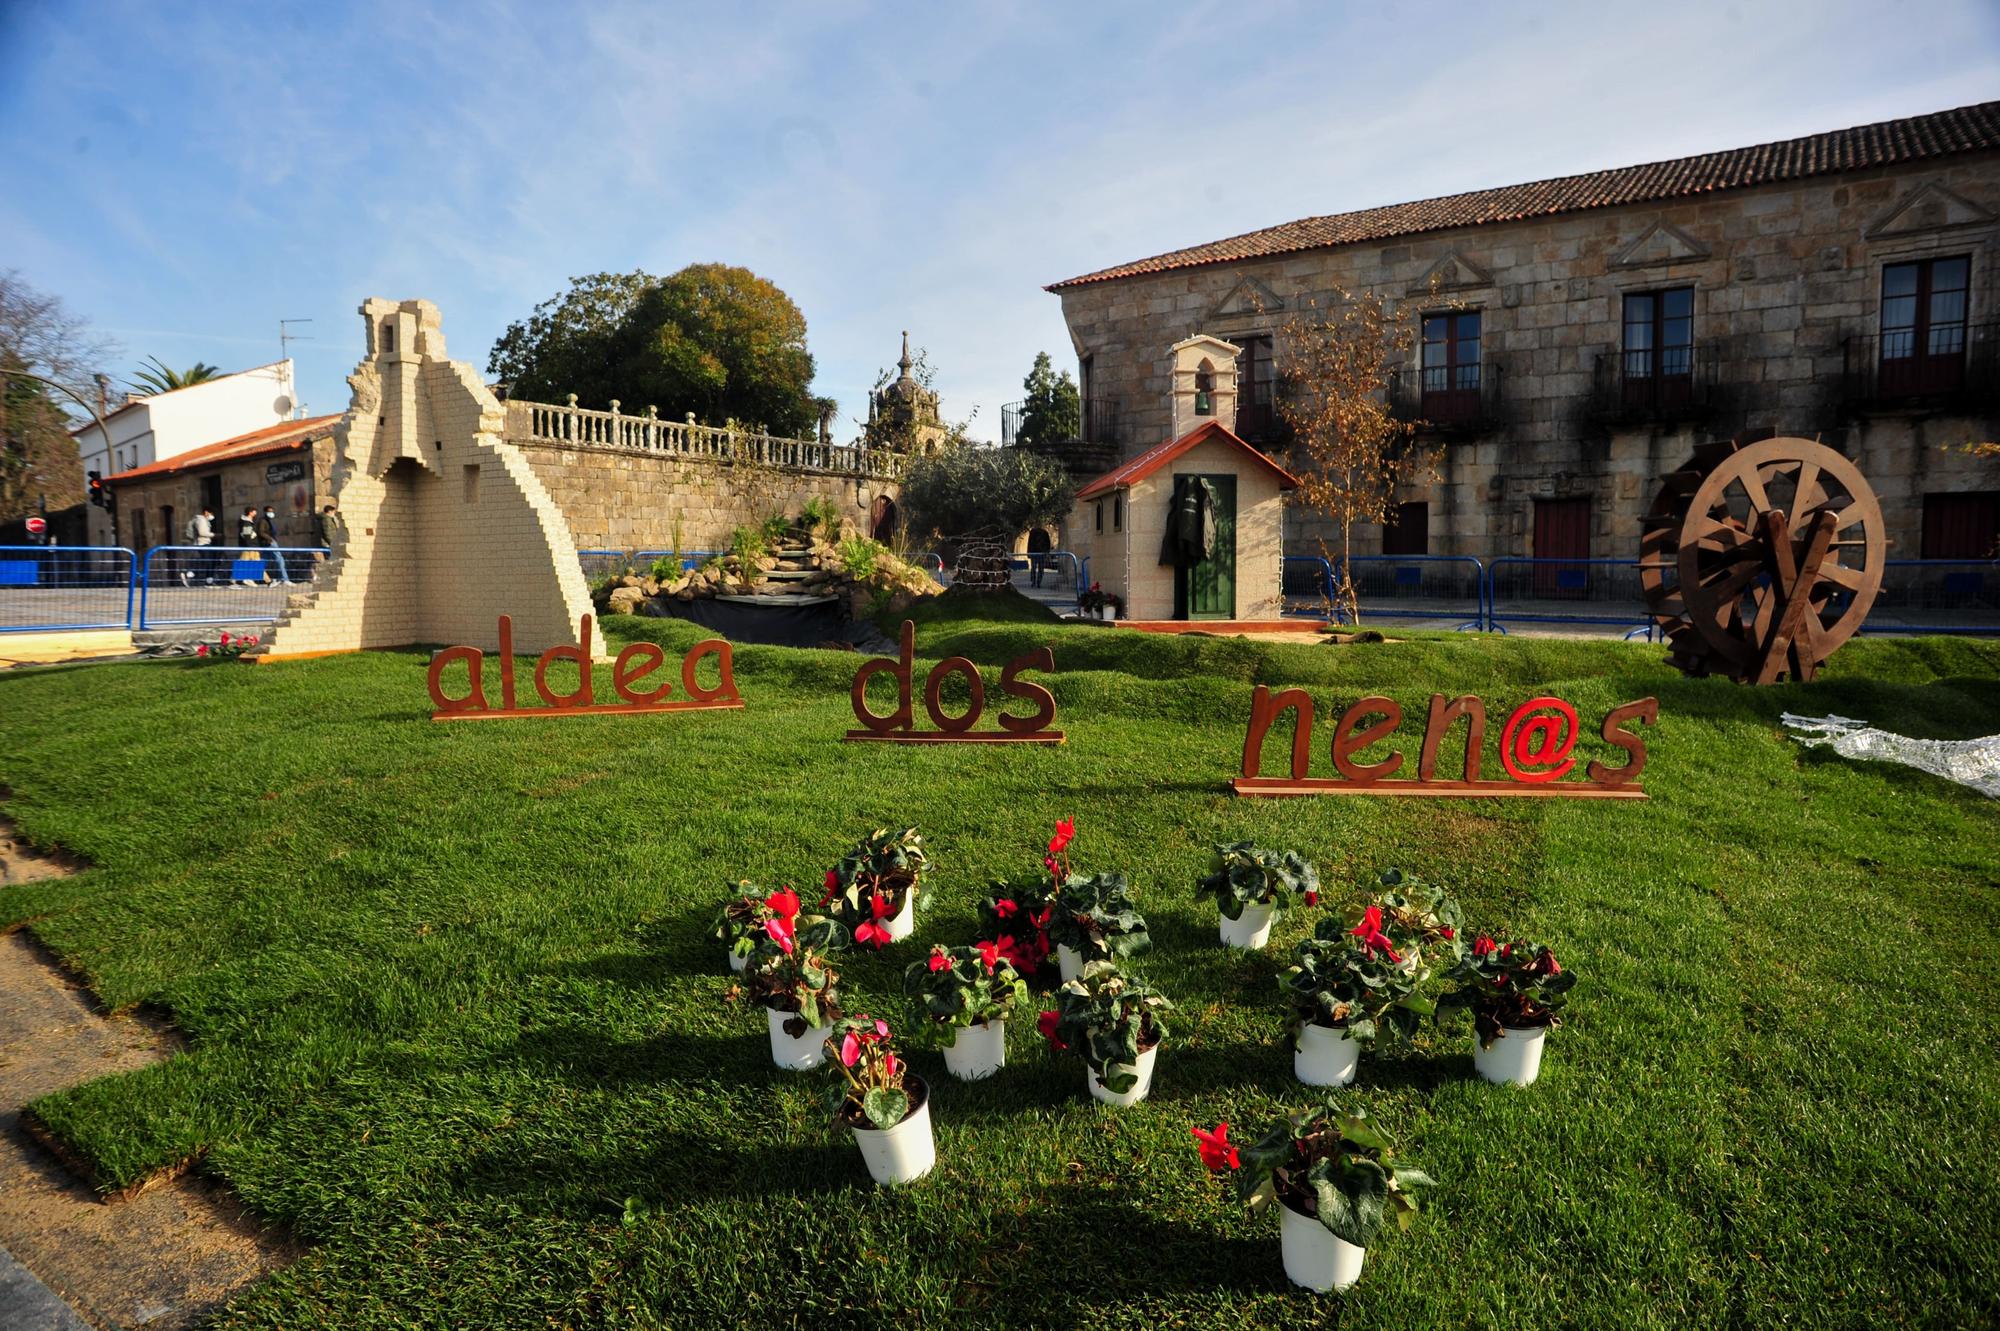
{"left": 129, "top": 356, "right": 222, "bottom": 395}
{"left": 1013, "top": 351, "right": 1080, "bottom": 447}
{"left": 899, "top": 442, "right": 1074, "bottom": 585}
{"left": 487, "top": 265, "right": 822, "bottom": 436}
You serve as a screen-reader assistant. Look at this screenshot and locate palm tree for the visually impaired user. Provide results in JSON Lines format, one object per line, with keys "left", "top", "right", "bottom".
{"left": 128, "top": 355, "right": 223, "bottom": 395}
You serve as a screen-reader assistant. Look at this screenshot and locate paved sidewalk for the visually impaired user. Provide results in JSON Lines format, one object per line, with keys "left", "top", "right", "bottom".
{"left": 0, "top": 1243, "right": 87, "bottom": 1331}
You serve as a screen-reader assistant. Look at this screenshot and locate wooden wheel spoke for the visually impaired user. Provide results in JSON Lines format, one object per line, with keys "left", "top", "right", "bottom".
{"left": 1815, "top": 561, "right": 1868, "bottom": 592}
{"left": 1792, "top": 461, "right": 1821, "bottom": 515}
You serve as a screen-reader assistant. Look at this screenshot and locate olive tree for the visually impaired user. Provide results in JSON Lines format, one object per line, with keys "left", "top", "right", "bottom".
{"left": 898, "top": 443, "right": 1074, "bottom": 588}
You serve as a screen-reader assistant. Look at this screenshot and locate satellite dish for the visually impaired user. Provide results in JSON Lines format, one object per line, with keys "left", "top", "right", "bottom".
{"left": 273, "top": 394, "right": 294, "bottom": 417}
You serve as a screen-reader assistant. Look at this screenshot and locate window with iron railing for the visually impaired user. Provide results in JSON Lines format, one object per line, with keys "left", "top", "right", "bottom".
{"left": 1421, "top": 311, "right": 1481, "bottom": 425}
{"left": 1881, "top": 257, "right": 1970, "bottom": 397}
{"left": 1234, "top": 334, "right": 1278, "bottom": 441}
{"left": 1621, "top": 289, "right": 1695, "bottom": 412}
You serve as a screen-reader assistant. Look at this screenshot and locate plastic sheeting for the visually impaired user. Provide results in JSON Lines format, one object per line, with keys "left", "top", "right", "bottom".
{"left": 1782, "top": 714, "right": 2000, "bottom": 798}
{"left": 653, "top": 595, "right": 845, "bottom": 647}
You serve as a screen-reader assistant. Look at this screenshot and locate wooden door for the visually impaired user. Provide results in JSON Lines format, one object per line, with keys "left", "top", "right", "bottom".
{"left": 1176, "top": 475, "right": 1237, "bottom": 619}
{"left": 1533, "top": 497, "right": 1591, "bottom": 597}
{"left": 1921, "top": 491, "right": 1999, "bottom": 559}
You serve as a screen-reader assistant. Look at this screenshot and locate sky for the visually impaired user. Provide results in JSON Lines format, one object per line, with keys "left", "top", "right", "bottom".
{"left": 3, "top": 0, "right": 1998, "bottom": 439}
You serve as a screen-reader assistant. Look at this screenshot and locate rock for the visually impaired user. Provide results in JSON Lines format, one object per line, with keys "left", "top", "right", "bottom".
{"left": 608, "top": 586, "right": 646, "bottom": 615}
{"left": 640, "top": 577, "right": 661, "bottom": 596}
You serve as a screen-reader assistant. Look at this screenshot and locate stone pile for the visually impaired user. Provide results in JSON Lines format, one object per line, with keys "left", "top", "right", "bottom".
{"left": 593, "top": 522, "right": 939, "bottom": 622}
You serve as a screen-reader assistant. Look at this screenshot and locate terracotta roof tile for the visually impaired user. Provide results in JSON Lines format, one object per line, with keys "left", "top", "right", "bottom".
{"left": 106, "top": 415, "right": 340, "bottom": 483}
{"left": 1049, "top": 101, "right": 2000, "bottom": 290}
{"left": 1075, "top": 420, "right": 1298, "bottom": 501}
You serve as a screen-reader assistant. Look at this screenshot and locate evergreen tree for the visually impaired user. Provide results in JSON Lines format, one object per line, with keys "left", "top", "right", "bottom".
{"left": 1013, "top": 351, "right": 1081, "bottom": 447}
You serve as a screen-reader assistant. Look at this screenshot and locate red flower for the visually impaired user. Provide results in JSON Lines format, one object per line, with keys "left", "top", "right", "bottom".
{"left": 1037, "top": 1010, "right": 1066, "bottom": 1051}
{"left": 1348, "top": 905, "right": 1403, "bottom": 962}
{"left": 870, "top": 892, "right": 891, "bottom": 920}
{"left": 882, "top": 1053, "right": 899, "bottom": 1079}
{"left": 993, "top": 898, "right": 1019, "bottom": 919}
{"left": 763, "top": 915, "right": 795, "bottom": 955}
{"left": 219, "top": 631, "right": 231, "bottom": 645}
{"left": 1439, "top": 927, "right": 1455, "bottom": 940}
{"left": 1191, "top": 1122, "right": 1240, "bottom": 1172}
{"left": 873, "top": 1017, "right": 890, "bottom": 1038}
{"left": 819, "top": 869, "right": 840, "bottom": 906}
{"left": 1473, "top": 935, "right": 1498, "bottom": 958}
{"left": 195, "top": 644, "right": 209, "bottom": 657}
{"left": 975, "top": 939, "right": 1002, "bottom": 973}
{"left": 854, "top": 921, "right": 888, "bottom": 949}
{"left": 839, "top": 1032, "right": 863, "bottom": 1067}
{"left": 926, "top": 947, "right": 951, "bottom": 973}
{"left": 1043, "top": 855, "right": 1061, "bottom": 879}
{"left": 1501, "top": 943, "right": 1513, "bottom": 959}
{"left": 1540, "top": 949, "right": 1561, "bottom": 976}
{"left": 764, "top": 888, "right": 800, "bottom": 920}
{"left": 1048, "top": 818, "right": 1076, "bottom": 856}
{"left": 1303, "top": 890, "right": 1319, "bottom": 907}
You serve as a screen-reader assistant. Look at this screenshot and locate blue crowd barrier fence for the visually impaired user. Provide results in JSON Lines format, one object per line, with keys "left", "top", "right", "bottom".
{"left": 0, "top": 545, "right": 136, "bottom": 633}
{"left": 137, "top": 545, "right": 330, "bottom": 630}
{"left": 1012, "top": 550, "right": 1081, "bottom": 601}
{"left": 1283, "top": 555, "right": 1486, "bottom": 631}
{"left": 578, "top": 550, "right": 722, "bottom": 580}
{"left": 1485, "top": 557, "right": 1653, "bottom": 634}
{"left": 1856, "top": 559, "right": 2000, "bottom": 636}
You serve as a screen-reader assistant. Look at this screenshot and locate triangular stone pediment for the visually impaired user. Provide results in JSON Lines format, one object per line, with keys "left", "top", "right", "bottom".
{"left": 1210, "top": 275, "right": 1283, "bottom": 320}
{"left": 1411, "top": 250, "right": 1492, "bottom": 293}
{"left": 1866, "top": 182, "right": 1996, "bottom": 239}
{"left": 1612, "top": 222, "right": 1710, "bottom": 269}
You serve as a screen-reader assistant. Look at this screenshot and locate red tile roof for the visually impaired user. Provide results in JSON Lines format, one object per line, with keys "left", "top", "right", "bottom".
{"left": 1049, "top": 100, "right": 2000, "bottom": 291}
{"left": 1075, "top": 420, "right": 1298, "bottom": 501}
{"left": 105, "top": 415, "right": 341, "bottom": 483}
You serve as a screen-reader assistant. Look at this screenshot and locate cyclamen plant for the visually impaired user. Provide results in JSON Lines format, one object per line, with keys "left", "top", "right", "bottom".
{"left": 743, "top": 891, "right": 850, "bottom": 1031}
{"left": 1047, "top": 871, "right": 1151, "bottom": 962}
{"left": 822, "top": 826, "right": 929, "bottom": 948}
{"left": 1280, "top": 910, "right": 1432, "bottom": 1044}
{"left": 1040, "top": 960, "right": 1173, "bottom": 1094}
{"left": 1369, "top": 869, "right": 1464, "bottom": 956}
{"left": 196, "top": 630, "right": 260, "bottom": 660}
{"left": 1438, "top": 936, "right": 1575, "bottom": 1046}
{"left": 710, "top": 882, "right": 788, "bottom": 963}
{"left": 975, "top": 879, "right": 1056, "bottom": 976}
{"left": 824, "top": 1013, "right": 912, "bottom": 1130}
{"left": 1194, "top": 1102, "right": 1433, "bottom": 1250}
{"left": 1197, "top": 842, "right": 1321, "bottom": 921}
{"left": 903, "top": 942, "right": 1028, "bottom": 1032}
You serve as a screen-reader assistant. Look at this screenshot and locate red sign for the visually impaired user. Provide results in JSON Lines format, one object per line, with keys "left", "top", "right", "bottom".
{"left": 1233, "top": 688, "right": 1656, "bottom": 799}
{"left": 427, "top": 614, "right": 742, "bottom": 721}
{"left": 24, "top": 517, "right": 46, "bottom": 536}
{"left": 846, "top": 620, "right": 1063, "bottom": 745}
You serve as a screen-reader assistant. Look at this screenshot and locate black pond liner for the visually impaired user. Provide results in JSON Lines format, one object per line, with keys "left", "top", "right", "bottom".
{"left": 650, "top": 594, "right": 862, "bottom": 649}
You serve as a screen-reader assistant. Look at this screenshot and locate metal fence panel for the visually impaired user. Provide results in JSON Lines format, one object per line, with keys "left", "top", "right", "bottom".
{"left": 1858, "top": 559, "right": 2000, "bottom": 636}
{"left": 1486, "top": 557, "right": 1652, "bottom": 633}
{"left": 0, "top": 546, "right": 136, "bottom": 633}
{"left": 138, "top": 546, "right": 329, "bottom": 630}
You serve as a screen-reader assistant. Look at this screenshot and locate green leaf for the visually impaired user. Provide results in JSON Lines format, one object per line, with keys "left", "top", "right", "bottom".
{"left": 861, "top": 1087, "right": 908, "bottom": 1131}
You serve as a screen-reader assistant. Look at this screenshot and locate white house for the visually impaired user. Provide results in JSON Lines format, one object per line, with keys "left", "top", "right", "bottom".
{"left": 72, "top": 359, "right": 299, "bottom": 544}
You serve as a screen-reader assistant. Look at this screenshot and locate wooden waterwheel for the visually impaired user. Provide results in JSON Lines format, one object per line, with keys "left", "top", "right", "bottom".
{"left": 1640, "top": 435, "right": 1884, "bottom": 684}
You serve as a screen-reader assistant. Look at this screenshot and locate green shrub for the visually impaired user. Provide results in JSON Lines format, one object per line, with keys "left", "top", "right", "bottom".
{"left": 837, "top": 536, "right": 886, "bottom": 579}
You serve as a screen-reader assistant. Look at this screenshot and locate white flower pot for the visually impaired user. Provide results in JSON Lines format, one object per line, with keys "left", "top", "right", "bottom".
{"left": 850, "top": 1076, "right": 936, "bottom": 1186}
{"left": 1056, "top": 943, "right": 1084, "bottom": 982}
{"left": 1087, "top": 1044, "right": 1157, "bottom": 1107}
{"left": 728, "top": 948, "right": 749, "bottom": 973}
{"left": 1294, "top": 1022, "right": 1361, "bottom": 1087}
{"left": 1219, "top": 901, "right": 1277, "bottom": 950}
{"left": 942, "top": 1019, "right": 1007, "bottom": 1081}
{"left": 766, "top": 1006, "right": 829, "bottom": 1071}
{"left": 1472, "top": 1023, "right": 1546, "bottom": 1086}
{"left": 1280, "top": 1198, "right": 1366, "bottom": 1292}
{"left": 1101, "top": 606, "right": 1119, "bottom": 623}
{"left": 881, "top": 889, "right": 917, "bottom": 943}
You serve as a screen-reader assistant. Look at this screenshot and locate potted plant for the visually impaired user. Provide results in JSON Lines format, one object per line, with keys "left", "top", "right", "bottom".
{"left": 1438, "top": 935, "right": 1575, "bottom": 1086}
{"left": 1193, "top": 1101, "right": 1433, "bottom": 1292}
{"left": 1048, "top": 872, "right": 1151, "bottom": 981}
{"left": 822, "top": 1013, "right": 935, "bottom": 1186}
{"left": 903, "top": 942, "right": 1028, "bottom": 1081}
{"left": 1040, "top": 959, "right": 1173, "bottom": 1107}
{"left": 1197, "top": 842, "right": 1320, "bottom": 950}
{"left": 742, "top": 897, "right": 850, "bottom": 1070}
{"left": 1370, "top": 868, "right": 1465, "bottom": 955}
{"left": 710, "top": 882, "right": 796, "bottom": 973}
{"left": 1279, "top": 908, "right": 1432, "bottom": 1086}
{"left": 822, "top": 826, "right": 930, "bottom": 948}
{"left": 975, "top": 879, "right": 1055, "bottom": 978}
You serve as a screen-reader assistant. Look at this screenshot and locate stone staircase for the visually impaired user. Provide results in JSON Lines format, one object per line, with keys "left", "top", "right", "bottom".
{"left": 724, "top": 529, "right": 838, "bottom": 604}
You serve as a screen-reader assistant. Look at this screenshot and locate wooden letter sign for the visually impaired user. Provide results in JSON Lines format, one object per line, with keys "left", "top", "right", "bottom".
{"left": 428, "top": 614, "right": 743, "bottom": 721}
{"left": 845, "top": 620, "right": 1063, "bottom": 745}
{"left": 1233, "top": 689, "right": 1656, "bottom": 799}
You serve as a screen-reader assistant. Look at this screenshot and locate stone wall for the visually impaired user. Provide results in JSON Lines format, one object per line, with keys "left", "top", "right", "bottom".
{"left": 508, "top": 436, "right": 896, "bottom": 556}
{"left": 1055, "top": 152, "right": 2000, "bottom": 561}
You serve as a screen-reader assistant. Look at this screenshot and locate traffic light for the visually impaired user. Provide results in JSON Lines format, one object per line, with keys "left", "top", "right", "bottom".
{"left": 87, "top": 470, "right": 104, "bottom": 507}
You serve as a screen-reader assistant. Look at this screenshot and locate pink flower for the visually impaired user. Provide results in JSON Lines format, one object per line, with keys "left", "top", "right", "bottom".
{"left": 926, "top": 947, "right": 951, "bottom": 973}
{"left": 854, "top": 921, "right": 888, "bottom": 949}
{"left": 1540, "top": 949, "right": 1561, "bottom": 976}
{"left": 993, "top": 898, "right": 1018, "bottom": 919}
{"left": 839, "top": 1033, "right": 862, "bottom": 1067}
{"left": 763, "top": 915, "right": 795, "bottom": 955}
{"left": 873, "top": 1017, "right": 890, "bottom": 1038}
{"left": 764, "top": 888, "right": 800, "bottom": 920}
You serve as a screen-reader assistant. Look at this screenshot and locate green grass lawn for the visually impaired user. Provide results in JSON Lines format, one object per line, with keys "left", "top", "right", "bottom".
{"left": 1, "top": 613, "right": 1997, "bottom": 1330}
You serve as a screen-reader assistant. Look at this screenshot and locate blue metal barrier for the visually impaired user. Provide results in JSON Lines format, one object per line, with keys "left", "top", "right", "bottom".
{"left": 1485, "top": 557, "right": 1652, "bottom": 634}
{"left": 0, "top": 546, "right": 136, "bottom": 633}
{"left": 1282, "top": 555, "right": 1336, "bottom": 617}
{"left": 137, "top": 546, "right": 329, "bottom": 630}
{"left": 578, "top": 550, "right": 722, "bottom": 579}
{"left": 1340, "top": 555, "right": 1487, "bottom": 631}
{"left": 1012, "top": 550, "right": 1081, "bottom": 602}
{"left": 1857, "top": 559, "right": 2000, "bottom": 636}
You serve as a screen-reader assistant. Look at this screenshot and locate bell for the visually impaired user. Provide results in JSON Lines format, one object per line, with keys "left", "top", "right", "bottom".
{"left": 1195, "top": 389, "right": 1213, "bottom": 415}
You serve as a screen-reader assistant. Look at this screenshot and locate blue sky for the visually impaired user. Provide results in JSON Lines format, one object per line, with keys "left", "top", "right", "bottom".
{"left": 4, "top": 0, "right": 1997, "bottom": 437}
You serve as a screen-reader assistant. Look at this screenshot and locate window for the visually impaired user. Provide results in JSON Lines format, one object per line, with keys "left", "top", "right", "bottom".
{"left": 1621, "top": 289, "right": 1694, "bottom": 411}
{"left": 1079, "top": 354, "right": 1097, "bottom": 440}
{"left": 1382, "top": 501, "right": 1429, "bottom": 556}
{"left": 1113, "top": 493, "right": 1123, "bottom": 532}
{"left": 1095, "top": 499, "right": 1103, "bottom": 533}
{"left": 1193, "top": 360, "right": 1215, "bottom": 415}
{"left": 1921, "top": 491, "right": 1999, "bottom": 560}
{"left": 1235, "top": 335, "right": 1276, "bottom": 441}
{"left": 1420, "top": 311, "right": 1481, "bottom": 424}
{"left": 1880, "top": 256, "right": 1969, "bottom": 396}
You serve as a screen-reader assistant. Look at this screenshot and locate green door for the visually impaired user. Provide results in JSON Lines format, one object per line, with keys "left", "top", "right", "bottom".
{"left": 1176, "top": 474, "right": 1236, "bottom": 619}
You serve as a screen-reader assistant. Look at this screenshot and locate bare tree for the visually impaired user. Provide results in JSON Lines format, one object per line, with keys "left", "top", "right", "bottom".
{"left": 0, "top": 270, "right": 118, "bottom": 404}
{"left": 0, "top": 272, "right": 118, "bottom": 521}
{"left": 1275, "top": 284, "right": 1440, "bottom": 624}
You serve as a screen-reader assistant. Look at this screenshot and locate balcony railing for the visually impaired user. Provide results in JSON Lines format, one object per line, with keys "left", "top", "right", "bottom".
{"left": 503, "top": 398, "right": 902, "bottom": 478}
{"left": 1388, "top": 361, "right": 1504, "bottom": 434}
{"left": 1587, "top": 347, "right": 1720, "bottom": 426}
{"left": 1001, "top": 396, "right": 1123, "bottom": 448}
{"left": 1842, "top": 322, "right": 2000, "bottom": 413}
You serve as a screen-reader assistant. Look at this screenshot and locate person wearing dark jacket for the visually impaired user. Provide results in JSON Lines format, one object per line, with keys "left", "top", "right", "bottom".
{"left": 258, "top": 505, "right": 294, "bottom": 583}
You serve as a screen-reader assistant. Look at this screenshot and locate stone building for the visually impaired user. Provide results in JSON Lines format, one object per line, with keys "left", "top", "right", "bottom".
{"left": 864, "top": 332, "right": 946, "bottom": 455}
{"left": 103, "top": 415, "right": 340, "bottom": 556}
{"left": 1046, "top": 101, "right": 2000, "bottom": 566}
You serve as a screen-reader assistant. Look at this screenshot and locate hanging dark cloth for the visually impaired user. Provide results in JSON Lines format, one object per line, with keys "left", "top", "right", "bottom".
{"left": 1159, "top": 475, "right": 1217, "bottom": 566}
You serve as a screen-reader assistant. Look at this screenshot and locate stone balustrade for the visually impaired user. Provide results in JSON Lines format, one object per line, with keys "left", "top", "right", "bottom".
{"left": 504, "top": 397, "right": 903, "bottom": 480}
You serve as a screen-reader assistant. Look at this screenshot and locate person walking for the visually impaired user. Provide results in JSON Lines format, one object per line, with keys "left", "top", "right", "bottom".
{"left": 258, "top": 504, "right": 294, "bottom": 583}
{"left": 184, "top": 506, "right": 216, "bottom": 585}
{"left": 235, "top": 507, "right": 262, "bottom": 585}
{"left": 312, "top": 503, "right": 343, "bottom": 561}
